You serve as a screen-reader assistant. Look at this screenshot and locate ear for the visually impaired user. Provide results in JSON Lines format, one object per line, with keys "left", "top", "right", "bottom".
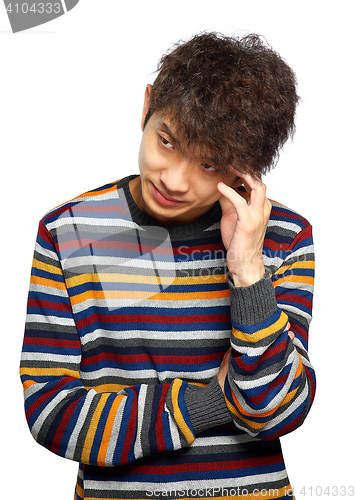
{"left": 231, "top": 175, "right": 242, "bottom": 189}
{"left": 141, "top": 84, "right": 152, "bottom": 131}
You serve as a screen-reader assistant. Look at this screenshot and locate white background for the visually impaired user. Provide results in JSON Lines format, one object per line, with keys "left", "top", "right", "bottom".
{"left": 1, "top": 1, "right": 355, "bottom": 498}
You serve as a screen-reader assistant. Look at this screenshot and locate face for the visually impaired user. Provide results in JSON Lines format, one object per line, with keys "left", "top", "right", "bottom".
{"left": 130, "top": 87, "right": 238, "bottom": 225}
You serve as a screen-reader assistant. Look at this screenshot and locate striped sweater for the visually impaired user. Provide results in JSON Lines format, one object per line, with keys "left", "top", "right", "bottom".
{"left": 20, "top": 175, "right": 316, "bottom": 500}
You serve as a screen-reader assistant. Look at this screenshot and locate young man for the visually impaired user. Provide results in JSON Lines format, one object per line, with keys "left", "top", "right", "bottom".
{"left": 20, "top": 33, "right": 316, "bottom": 499}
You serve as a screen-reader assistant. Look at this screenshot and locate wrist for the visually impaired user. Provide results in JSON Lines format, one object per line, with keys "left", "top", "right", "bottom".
{"left": 231, "top": 264, "right": 266, "bottom": 288}
{"left": 184, "top": 378, "right": 232, "bottom": 435}
{"left": 227, "top": 271, "right": 279, "bottom": 326}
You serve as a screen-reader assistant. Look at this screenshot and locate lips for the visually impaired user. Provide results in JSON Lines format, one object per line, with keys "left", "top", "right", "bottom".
{"left": 152, "top": 183, "right": 184, "bottom": 206}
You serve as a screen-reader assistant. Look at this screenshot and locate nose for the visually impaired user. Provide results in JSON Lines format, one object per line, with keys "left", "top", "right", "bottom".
{"left": 160, "top": 159, "right": 191, "bottom": 194}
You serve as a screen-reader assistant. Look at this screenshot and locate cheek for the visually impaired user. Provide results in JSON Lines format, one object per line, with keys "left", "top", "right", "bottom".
{"left": 138, "top": 141, "right": 146, "bottom": 172}
{"left": 195, "top": 182, "right": 221, "bottom": 205}
{"left": 138, "top": 144, "right": 165, "bottom": 176}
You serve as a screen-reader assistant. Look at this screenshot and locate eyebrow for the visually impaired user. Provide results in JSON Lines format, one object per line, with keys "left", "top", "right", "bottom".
{"left": 157, "top": 120, "right": 219, "bottom": 169}
{"left": 157, "top": 121, "right": 181, "bottom": 149}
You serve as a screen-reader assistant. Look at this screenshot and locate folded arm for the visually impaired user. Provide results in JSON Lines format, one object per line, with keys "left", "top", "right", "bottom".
{"left": 216, "top": 176, "right": 316, "bottom": 439}
{"left": 20, "top": 221, "right": 231, "bottom": 467}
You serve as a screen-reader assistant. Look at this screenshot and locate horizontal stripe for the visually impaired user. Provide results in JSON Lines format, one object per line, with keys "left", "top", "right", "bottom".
{"left": 21, "top": 178, "right": 315, "bottom": 499}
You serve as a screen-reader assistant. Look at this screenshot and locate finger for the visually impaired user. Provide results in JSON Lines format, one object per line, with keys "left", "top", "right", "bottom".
{"left": 247, "top": 179, "right": 268, "bottom": 212}
{"left": 234, "top": 173, "right": 267, "bottom": 206}
{"left": 217, "top": 182, "right": 251, "bottom": 216}
{"left": 285, "top": 322, "right": 295, "bottom": 340}
{"left": 223, "top": 346, "right": 232, "bottom": 360}
{"left": 264, "top": 197, "right": 272, "bottom": 218}
{"left": 218, "top": 190, "right": 236, "bottom": 213}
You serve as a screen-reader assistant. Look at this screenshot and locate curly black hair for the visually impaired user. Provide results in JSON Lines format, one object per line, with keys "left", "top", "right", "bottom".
{"left": 144, "top": 32, "right": 299, "bottom": 178}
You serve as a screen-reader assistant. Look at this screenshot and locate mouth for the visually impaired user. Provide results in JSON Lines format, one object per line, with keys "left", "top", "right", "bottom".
{"left": 151, "top": 183, "right": 184, "bottom": 206}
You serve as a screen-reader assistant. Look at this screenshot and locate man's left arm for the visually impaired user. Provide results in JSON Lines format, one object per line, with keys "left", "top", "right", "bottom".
{"left": 217, "top": 176, "right": 316, "bottom": 440}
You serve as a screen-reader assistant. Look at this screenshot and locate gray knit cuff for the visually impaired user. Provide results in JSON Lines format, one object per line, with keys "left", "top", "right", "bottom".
{"left": 227, "top": 272, "right": 278, "bottom": 325}
{"left": 184, "top": 377, "right": 232, "bottom": 435}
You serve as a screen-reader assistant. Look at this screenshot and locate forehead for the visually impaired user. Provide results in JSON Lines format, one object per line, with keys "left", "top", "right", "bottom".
{"left": 154, "top": 115, "right": 180, "bottom": 144}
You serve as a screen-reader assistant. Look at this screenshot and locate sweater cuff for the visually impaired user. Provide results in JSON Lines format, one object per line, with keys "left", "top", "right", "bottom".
{"left": 184, "top": 377, "right": 232, "bottom": 436}
{"left": 227, "top": 271, "right": 278, "bottom": 325}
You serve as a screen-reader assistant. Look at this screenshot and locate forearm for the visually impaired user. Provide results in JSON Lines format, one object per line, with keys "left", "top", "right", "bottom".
{"left": 223, "top": 271, "right": 315, "bottom": 440}
{"left": 21, "top": 366, "right": 230, "bottom": 466}
{"left": 21, "top": 221, "right": 232, "bottom": 467}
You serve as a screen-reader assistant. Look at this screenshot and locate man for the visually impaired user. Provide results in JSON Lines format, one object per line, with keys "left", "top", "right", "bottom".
{"left": 20, "top": 33, "right": 316, "bottom": 500}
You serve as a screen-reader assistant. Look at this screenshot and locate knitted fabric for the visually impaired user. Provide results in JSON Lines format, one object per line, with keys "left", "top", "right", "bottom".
{"left": 20, "top": 176, "right": 316, "bottom": 499}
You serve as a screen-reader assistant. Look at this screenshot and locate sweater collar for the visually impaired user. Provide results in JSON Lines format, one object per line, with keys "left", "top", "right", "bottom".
{"left": 116, "top": 175, "right": 222, "bottom": 239}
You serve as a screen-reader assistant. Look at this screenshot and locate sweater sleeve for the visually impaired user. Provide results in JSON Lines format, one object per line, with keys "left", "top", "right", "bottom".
{"left": 222, "top": 222, "right": 316, "bottom": 440}
{"left": 20, "top": 221, "right": 231, "bottom": 467}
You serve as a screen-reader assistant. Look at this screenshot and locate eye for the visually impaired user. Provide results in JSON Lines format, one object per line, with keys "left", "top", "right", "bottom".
{"left": 160, "top": 136, "right": 174, "bottom": 149}
{"left": 202, "top": 163, "right": 217, "bottom": 172}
